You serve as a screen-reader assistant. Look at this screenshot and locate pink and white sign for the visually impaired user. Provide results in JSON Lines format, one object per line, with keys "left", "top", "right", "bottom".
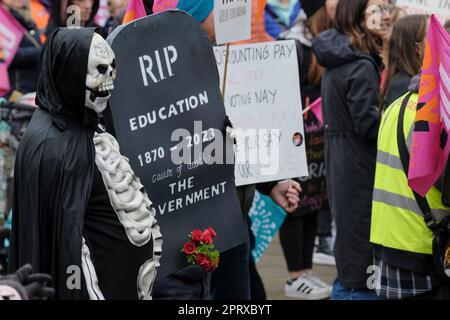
{"left": 0, "top": 62, "right": 10, "bottom": 97}
{"left": 0, "top": 5, "right": 25, "bottom": 65}
{"left": 94, "top": 0, "right": 110, "bottom": 27}
{"left": 409, "top": 15, "right": 450, "bottom": 196}
{"left": 0, "top": 5, "right": 25, "bottom": 96}
{"left": 153, "top": 0, "right": 179, "bottom": 13}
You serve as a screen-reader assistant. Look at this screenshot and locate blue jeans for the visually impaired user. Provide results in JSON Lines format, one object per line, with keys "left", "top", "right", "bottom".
{"left": 331, "top": 279, "right": 384, "bottom": 300}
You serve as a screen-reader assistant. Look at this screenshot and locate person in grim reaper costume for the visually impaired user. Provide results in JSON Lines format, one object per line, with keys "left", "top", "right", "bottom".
{"left": 8, "top": 27, "right": 162, "bottom": 300}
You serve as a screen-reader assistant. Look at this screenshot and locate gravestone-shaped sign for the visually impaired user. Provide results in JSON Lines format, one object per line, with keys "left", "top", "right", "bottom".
{"left": 106, "top": 10, "right": 248, "bottom": 277}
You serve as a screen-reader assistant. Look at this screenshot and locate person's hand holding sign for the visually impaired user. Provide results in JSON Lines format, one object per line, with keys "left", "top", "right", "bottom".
{"left": 270, "top": 180, "right": 302, "bottom": 213}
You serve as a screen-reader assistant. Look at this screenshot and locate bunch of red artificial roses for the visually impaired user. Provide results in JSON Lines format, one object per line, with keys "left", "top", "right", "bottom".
{"left": 182, "top": 227, "right": 220, "bottom": 272}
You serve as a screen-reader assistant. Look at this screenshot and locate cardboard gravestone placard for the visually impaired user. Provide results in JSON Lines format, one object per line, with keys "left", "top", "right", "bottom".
{"left": 106, "top": 11, "right": 247, "bottom": 277}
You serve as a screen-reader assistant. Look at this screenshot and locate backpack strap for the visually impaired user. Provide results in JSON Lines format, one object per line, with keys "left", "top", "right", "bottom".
{"left": 397, "top": 92, "right": 439, "bottom": 230}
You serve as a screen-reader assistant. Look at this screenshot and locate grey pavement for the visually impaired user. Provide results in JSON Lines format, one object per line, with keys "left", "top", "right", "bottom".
{"left": 257, "top": 235, "right": 337, "bottom": 300}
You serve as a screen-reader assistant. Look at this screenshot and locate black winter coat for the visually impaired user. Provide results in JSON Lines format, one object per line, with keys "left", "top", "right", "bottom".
{"left": 312, "top": 29, "right": 381, "bottom": 289}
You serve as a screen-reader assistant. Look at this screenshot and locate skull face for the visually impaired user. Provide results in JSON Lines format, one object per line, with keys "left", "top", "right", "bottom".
{"left": 85, "top": 33, "right": 116, "bottom": 114}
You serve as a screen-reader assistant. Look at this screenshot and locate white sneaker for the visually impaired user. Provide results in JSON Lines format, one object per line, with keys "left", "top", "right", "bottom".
{"left": 313, "top": 251, "right": 336, "bottom": 266}
{"left": 285, "top": 275, "right": 331, "bottom": 300}
{"left": 305, "top": 271, "right": 332, "bottom": 294}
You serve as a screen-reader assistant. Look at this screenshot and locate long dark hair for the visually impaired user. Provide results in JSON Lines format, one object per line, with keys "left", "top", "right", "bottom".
{"left": 307, "top": 6, "right": 333, "bottom": 85}
{"left": 335, "top": 0, "right": 382, "bottom": 55}
{"left": 381, "top": 15, "right": 428, "bottom": 105}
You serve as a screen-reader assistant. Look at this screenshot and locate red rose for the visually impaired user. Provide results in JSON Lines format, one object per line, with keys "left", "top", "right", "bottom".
{"left": 191, "top": 229, "right": 203, "bottom": 242}
{"left": 196, "top": 254, "right": 214, "bottom": 272}
{"left": 207, "top": 227, "right": 217, "bottom": 238}
{"left": 183, "top": 241, "right": 197, "bottom": 255}
{"left": 201, "top": 231, "right": 213, "bottom": 244}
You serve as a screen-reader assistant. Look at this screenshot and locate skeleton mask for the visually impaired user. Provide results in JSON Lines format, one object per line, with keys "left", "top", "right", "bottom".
{"left": 85, "top": 33, "right": 116, "bottom": 114}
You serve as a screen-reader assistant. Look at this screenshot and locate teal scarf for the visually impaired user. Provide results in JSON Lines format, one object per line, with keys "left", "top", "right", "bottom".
{"left": 267, "top": 0, "right": 298, "bottom": 26}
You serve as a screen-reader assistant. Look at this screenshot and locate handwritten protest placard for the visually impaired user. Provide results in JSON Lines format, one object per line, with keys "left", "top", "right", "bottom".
{"left": 396, "top": 0, "right": 450, "bottom": 23}
{"left": 215, "top": 40, "right": 309, "bottom": 186}
{"left": 214, "top": 0, "right": 252, "bottom": 44}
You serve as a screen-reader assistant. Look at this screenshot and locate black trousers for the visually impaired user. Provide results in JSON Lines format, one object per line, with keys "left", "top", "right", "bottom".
{"left": 152, "top": 268, "right": 211, "bottom": 300}
{"left": 279, "top": 211, "right": 319, "bottom": 271}
{"left": 211, "top": 242, "right": 251, "bottom": 300}
{"left": 317, "top": 209, "right": 332, "bottom": 238}
{"left": 247, "top": 213, "right": 267, "bottom": 300}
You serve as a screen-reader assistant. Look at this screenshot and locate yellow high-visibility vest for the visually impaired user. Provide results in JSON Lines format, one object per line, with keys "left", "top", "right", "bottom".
{"left": 370, "top": 92, "right": 449, "bottom": 255}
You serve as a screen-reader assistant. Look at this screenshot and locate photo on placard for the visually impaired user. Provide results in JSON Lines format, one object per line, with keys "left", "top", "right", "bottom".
{"left": 292, "top": 132, "right": 303, "bottom": 147}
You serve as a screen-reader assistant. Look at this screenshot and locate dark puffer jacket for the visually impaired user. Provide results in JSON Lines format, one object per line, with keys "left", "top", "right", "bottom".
{"left": 312, "top": 29, "right": 381, "bottom": 289}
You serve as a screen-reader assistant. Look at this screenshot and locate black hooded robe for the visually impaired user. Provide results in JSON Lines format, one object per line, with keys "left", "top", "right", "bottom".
{"left": 8, "top": 28, "right": 98, "bottom": 300}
